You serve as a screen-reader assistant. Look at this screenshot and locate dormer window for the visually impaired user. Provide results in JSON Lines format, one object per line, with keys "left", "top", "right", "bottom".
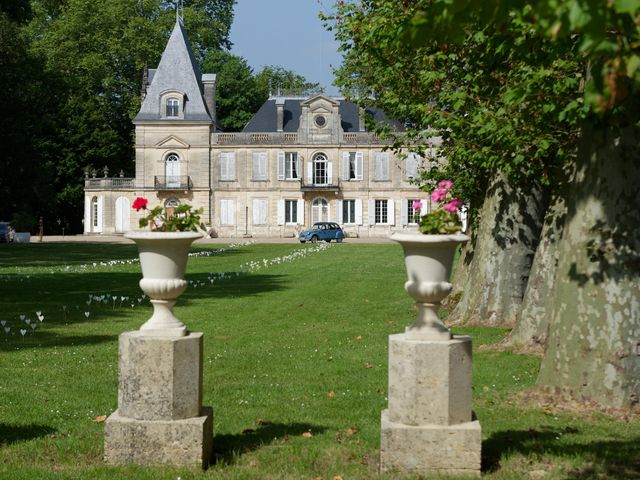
{"left": 166, "top": 98, "right": 179, "bottom": 117}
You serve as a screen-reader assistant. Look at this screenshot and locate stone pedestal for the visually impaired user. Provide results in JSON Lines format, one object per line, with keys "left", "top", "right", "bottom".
{"left": 104, "top": 331, "right": 213, "bottom": 467}
{"left": 380, "top": 334, "right": 481, "bottom": 477}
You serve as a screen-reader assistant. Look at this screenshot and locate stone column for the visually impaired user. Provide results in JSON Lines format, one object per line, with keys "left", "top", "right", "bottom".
{"left": 104, "top": 331, "right": 213, "bottom": 467}
{"left": 380, "top": 334, "right": 481, "bottom": 476}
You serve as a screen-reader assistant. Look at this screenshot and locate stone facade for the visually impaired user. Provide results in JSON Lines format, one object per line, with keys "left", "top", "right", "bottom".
{"left": 84, "top": 20, "right": 430, "bottom": 238}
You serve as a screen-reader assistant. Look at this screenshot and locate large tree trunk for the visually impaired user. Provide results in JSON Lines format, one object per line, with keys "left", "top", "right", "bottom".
{"left": 537, "top": 109, "right": 640, "bottom": 410}
{"left": 504, "top": 184, "right": 569, "bottom": 353}
{"left": 447, "top": 173, "right": 547, "bottom": 326}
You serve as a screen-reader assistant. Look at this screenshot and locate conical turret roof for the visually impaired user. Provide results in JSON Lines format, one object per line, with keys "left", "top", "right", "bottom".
{"left": 134, "top": 20, "right": 212, "bottom": 123}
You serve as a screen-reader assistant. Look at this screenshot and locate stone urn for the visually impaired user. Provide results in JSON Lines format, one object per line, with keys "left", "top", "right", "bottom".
{"left": 125, "top": 231, "right": 201, "bottom": 337}
{"left": 390, "top": 233, "right": 469, "bottom": 340}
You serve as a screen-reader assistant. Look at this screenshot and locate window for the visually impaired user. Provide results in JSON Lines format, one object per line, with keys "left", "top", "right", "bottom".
{"left": 407, "top": 198, "right": 420, "bottom": 224}
{"left": 166, "top": 98, "right": 179, "bottom": 117}
{"left": 252, "top": 152, "right": 268, "bottom": 180}
{"left": 406, "top": 153, "right": 420, "bottom": 179}
{"left": 311, "top": 198, "right": 329, "bottom": 223}
{"left": 375, "top": 199, "right": 388, "bottom": 224}
{"left": 285, "top": 199, "right": 298, "bottom": 224}
{"left": 343, "top": 199, "right": 356, "bottom": 224}
{"left": 314, "top": 115, "right": 327, "bottom": 128}
{"left": 374, "top": 152, "right": 390, "bottom": 180}
{"left": 252, "top": 199, "right": 268, "bottom": 225}
{"left": 91, "top": 197, "right": 99, "bottom": 228}
{"left": 220, "top": 199, "right": 235, "bottom": 225}
{"left": 165, "top": 153, "right": 180, "bottom": 187}
{"left": 278, "top": 152, "right": 299, "bottom": 180}
{"left": 343, "top": 152, "right": 363, "bottom": 181}
{"left": 285, "top": 152, "right": 298, "bottom": 179}
{"left": 220, "top": 152, "right": 236, "bottom": 181}
{"left": 312, "top": 153, "right": 328, "bottom": 185}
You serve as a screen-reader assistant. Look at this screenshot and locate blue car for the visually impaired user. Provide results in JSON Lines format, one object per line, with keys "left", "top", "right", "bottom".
{"left": 299, "top": 222, "right": 345, "bottom": 243}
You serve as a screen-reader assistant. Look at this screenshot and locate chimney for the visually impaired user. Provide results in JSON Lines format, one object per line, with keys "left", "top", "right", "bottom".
{"left": 358, "top": 107, "right": 366, "bottom": 132}
{"left": 276, "top": 97, "right": 285, "bottom": 132}
{"left": 202, "top": 73, "right": 217, "bottom": 126}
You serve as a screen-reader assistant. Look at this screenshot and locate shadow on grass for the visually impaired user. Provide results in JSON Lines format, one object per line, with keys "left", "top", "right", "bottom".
{"left": 0, "top": 423, "right": 57, "bottom": 445}
{"left": 212, "top": 422, "right": 327, "bottom": 466}
{"left": 0, "top": 333, "right": 116, "bottom": 352}
{"left": 483, "top": 428, "right": 640, "bottom": 479}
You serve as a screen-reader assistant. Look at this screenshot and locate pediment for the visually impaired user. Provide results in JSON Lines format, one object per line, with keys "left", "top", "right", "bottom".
{"left": 301, "top": 94, "right": 340, "bottom": 107}
{"left": 154, "top": 135, "right": 190, "bottom": 149}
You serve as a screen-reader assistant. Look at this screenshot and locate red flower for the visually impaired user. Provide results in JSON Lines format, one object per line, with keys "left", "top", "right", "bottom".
{"left": 132, "top": 197, "right": 148, "bottom": 212}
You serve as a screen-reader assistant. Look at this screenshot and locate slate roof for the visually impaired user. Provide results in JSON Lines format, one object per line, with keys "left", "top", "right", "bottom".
{"left": 242, "top": 97, "right": 403, "bottom": 133}
{"left": 134, "top": 20, "right": 212, "bottom": 123}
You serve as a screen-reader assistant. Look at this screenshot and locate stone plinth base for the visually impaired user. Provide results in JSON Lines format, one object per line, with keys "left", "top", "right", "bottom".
{"left": 388, "top": 334, "right": 472, "bottom": 426}
{"left": 380, "top": 409, "right": 481, "bottom": 476}
{"left": 104, "top": 406, "right": 213, "bottom": 467}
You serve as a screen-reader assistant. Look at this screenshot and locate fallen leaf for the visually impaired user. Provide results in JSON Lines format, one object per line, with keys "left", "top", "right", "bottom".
{"left": 365, "top": 362, "right": 374, "bottom": 369}
{"left": 327, "top": 390, "right": 336, "bottom": 398}
{"left": 333, "top": 476, "right": 344, "bottom": 480}
{"left": 355, "top": 335, "right": 363, "bottom": 340}
{"left": 94, "top": 415, "right": 107, "bottom": 423}
{"left": 302, "top": 431, "right": 313, "bottom": 438}
{"left": 346, "top": 426, "right": 359, "bottom": 436}
{"left": 255, "top": 419, "right": 273, "bottom": 426}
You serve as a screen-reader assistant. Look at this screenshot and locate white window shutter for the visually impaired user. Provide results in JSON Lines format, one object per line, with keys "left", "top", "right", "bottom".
{"left": 342, "top": 152, "right": 350, "bottom": 180}
{"left": 220, "top": 200, "right": 228, "bottom": 225}
{"left": 381, "top": 153, "right": 389, "bottom": 180}
{"left": 368, "top": 199, "right": 375, "bottom": 225}
{"left": 388, "top": 199, "right": 395, "bottom": 225}
{"left": 421, "top": 198, "right": 429, "bottom": 216}
{"left": 406, "top": 153, "right": 419, "bottom": 179}
{"left": 96, "top": 196, "right": 104, "bottom": 233}
{"left": 355, "top": 199, "right": 363, "bottom": 225}
{"left": 252, "top": 152, "right": 259, "bottom": 180}
{"left": 337, "top": 200, "right": 343, "bottom": 224}
{"left": 229, "top": 153, "right": 236, "bottom": 180}
{"left": 297, "top": 199, "right": 304, "bottom": 225}
{"left": 277, "top": 152, "right": 285, "bottom": 180}
{"left": 327, "top": 161, "right": 333, "bottom": 184}
{"left": 276, "top": 199, "right": 284, "bottom": 225}
{"left": 307, "top": 161, "right": 313, "bottom": 184}
{"left": 260, "top": 152, "right": 268, "bottom": 179}
{"left": 401, "top": 199, "right": 408, "bottom": 226}
{"left": 356, "top": 152, "right": 363, "bottom": 180}
{"left": 220, "top": 153, "right": 228, "bottom": 180}
{"left": 84, "top": 197, "right": 91, "bottom": 233}
{"left": 374, "top": 153, "right": 382, "bottom": 180}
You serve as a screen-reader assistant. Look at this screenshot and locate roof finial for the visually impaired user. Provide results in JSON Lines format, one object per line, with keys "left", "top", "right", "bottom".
{"left": 176, "top": 0, "right": 184, "bottom": 24}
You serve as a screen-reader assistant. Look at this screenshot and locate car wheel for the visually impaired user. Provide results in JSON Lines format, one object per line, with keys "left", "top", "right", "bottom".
{"left": 325, "top": 239, "right": 332, "bottom": 243}
{"left": 299, "top": 240, "right": 306, "bottom": 243}
{"left": 311, "top": 235, "right": 318, "bottom": 243}
{"left": 337, "top": 238, "right": 343, "bottom": 243}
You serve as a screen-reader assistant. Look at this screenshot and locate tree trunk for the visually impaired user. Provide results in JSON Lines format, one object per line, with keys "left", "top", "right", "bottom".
{"left": 537, "top": 109, "right": 640, "bottom": 410}
{"left": 504, "top": 184, "right": 569, "bottom": 352}
{"left": 447, "top": 173, "right": 547, "bottom": 326}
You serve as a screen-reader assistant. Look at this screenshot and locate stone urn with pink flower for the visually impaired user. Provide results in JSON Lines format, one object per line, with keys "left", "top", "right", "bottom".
{"left": 392, "top": 180, "right": 468, "bottom": 340}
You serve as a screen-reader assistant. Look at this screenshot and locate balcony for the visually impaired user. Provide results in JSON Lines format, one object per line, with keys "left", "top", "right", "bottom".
{"left": 85, "top": 177, "right": 135, "bottom": 190}
{"left": 154, "top": 176, "right": 192, "bottom": 191}
{"left": 300, "top": 178, "right": 340, "bottom": 192}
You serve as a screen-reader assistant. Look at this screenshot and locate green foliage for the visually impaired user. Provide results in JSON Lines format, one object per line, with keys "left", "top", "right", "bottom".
{"left": 254, "top": 65, "right": 322, "bottom": 96}
{"left": 419, "top": 209, "right": 461, "bottom": 234}
{"left": 138, "top": 203, "right": 205, "bottom": 232}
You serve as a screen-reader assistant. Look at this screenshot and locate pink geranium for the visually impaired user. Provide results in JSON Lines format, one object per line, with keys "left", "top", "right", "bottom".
{"left": 431, "top": 188, "right": 447, "bottom": 202}
{"left": 443, "top": 198, "right": 463, "bottom": 213}
{"left": 438, "top": 179, "right": 454, "bottom": 190}
{"left": 412, "top": 200, "right": 423, "bottom": 211}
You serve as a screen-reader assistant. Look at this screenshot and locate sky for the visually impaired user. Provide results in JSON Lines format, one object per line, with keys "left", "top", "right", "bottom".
{"left": 229, "top": 0, "right": 343, "bottom": 96}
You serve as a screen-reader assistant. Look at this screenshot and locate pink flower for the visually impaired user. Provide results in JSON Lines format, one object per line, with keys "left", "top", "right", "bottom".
{"left": 412, "top": 200, "right": 423, "bottom": 211}
{"left": 443, "top": 198, "right": 463, "bottom": 213}
{"left": 132, "top": 197, "right": 148, "bottom": 212}
{"left": 431, "top": 188, "right": 447, "bottom": 203}
{"left": 438, "top": 180, "right": 454, "bottom": 190}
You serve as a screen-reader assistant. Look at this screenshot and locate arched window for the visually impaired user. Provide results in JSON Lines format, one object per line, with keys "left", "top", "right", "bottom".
{"left": 166, "top": 97, "right": 179, "bottom": 117}
{"left": 91, "top": 196, "right": 99, "bottom": 228}
{"left": 311, "top": 197, "right": 329, "bottom": 223}
{"left": 312, "top": 153, "right": 328, "bottom": 185}
{"left": 165, "top": 197, "right": 180, "bottom": 208}
{"left": 165, "top": 153, "right": 180, "bottom": 187}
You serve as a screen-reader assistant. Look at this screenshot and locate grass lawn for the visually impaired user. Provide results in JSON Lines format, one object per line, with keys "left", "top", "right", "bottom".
{"left": 0, "top": 241, "right": 638, "bottom": 479}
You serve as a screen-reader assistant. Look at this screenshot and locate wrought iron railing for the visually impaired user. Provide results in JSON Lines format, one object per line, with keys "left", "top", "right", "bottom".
{"left": 154, "top": 176, "right": 192, "bottom": 190}
{"left": 300, "top": 178, "right": 340, "bottom": 191}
